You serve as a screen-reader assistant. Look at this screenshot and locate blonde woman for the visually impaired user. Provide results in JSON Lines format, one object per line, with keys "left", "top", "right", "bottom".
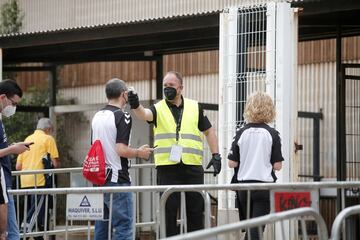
{"left": 228, "top": 91, "right": 284, "bottom": 240}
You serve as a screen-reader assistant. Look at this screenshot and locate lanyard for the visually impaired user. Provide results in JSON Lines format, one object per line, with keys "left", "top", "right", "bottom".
{"left": 170, "top": 107, "right": 184, "bottom": 142}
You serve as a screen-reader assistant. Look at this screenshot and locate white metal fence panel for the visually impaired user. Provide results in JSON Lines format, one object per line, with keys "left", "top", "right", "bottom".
{"left": 218, "top": 2, "right": 297, "bottom": 239}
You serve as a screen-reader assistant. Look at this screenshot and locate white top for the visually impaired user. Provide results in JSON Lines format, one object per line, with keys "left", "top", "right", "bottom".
{"left": 228, "top": 123, "right": 284, "bottom": 182}
{"left": 91, "top": 105, "right": 132, "bottom": 183}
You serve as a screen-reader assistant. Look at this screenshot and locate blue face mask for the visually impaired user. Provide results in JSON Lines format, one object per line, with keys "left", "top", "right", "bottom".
{"left": 164, "top": 87, "right": 177, "bottom": 100}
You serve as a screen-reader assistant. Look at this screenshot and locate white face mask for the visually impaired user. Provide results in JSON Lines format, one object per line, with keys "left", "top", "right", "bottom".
{"left": 2, "top": 105, "right": 16, "bottom": 117}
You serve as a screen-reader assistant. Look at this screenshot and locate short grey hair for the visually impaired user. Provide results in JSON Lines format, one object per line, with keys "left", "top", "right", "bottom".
{"left": 105, "top": 78, "right": 128, "bottom": 100}
{"left": 37, "top": 118, "right": 53, "bottom": 130}
{"left": 166, "top": 71, "right": 183, "bottom": 85}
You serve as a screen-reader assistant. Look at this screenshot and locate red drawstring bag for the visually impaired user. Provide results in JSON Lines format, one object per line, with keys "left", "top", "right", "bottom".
{"left": 83, "top": 140, "right": 106, "bottom": 185}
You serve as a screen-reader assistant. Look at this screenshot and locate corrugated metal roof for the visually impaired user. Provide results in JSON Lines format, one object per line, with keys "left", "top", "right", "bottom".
{"left": 0, "top": 12, "right": 220, "bottom": 63}
{"left": 0, "top": 0, "right": 296, "bottom": 37}
{"left": 0, "top": 13, "right": 215, "bottom": 38}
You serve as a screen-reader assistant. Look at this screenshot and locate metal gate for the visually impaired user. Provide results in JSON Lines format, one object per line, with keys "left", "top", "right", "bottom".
{"left": 218, "top": 0, "right": 297, "bottom": 202}
{"left": 218, "top": 1, "right": 298, "bottom": 239}
{"left": 341, "top": 63, "right": 360, "bottom": 182}
{"left": 339, "top": 63, "right": 360, "bottom": 239}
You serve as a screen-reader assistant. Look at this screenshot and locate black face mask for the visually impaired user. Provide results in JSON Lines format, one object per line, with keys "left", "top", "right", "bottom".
{"left": 164, "top": 87, "right": 177, "bottom": 100}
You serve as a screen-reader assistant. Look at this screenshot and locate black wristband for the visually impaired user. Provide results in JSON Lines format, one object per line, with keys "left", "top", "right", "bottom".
{"left": 212, "top": 153, "right": 221, "bottom": 160}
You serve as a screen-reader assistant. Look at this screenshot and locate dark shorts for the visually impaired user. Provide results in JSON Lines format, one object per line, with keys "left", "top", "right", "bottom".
{"left": 0, "top": 167, "right": 8, "bottom": 204}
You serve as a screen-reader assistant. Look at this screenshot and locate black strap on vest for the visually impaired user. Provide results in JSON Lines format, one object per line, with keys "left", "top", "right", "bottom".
{"left": 169, "top": 107, "right": 183, "bottom": 142}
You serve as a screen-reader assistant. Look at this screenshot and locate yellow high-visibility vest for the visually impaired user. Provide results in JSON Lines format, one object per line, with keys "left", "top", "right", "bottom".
{"left": 153, "top": 98, "right": 203, "bottom": 166}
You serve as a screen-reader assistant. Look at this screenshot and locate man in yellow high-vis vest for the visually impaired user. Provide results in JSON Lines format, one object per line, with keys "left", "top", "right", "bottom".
{"left": 128, "top": 71, "right": 221, "bottom": 237}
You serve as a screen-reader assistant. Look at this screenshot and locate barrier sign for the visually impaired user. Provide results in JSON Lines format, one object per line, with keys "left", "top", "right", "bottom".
{"left": 270, "top": 189, "right": 319, "bottom": 213}
{"left": 66, "top": 193, "right": 104, "bottom": 220}
{"left": 274, "top": 192, "right": 311, "bottom": 212}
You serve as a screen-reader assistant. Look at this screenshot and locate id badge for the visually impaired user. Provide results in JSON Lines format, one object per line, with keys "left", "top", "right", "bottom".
{"left": 169, "top": 144, "right": 182, "bottom": 163}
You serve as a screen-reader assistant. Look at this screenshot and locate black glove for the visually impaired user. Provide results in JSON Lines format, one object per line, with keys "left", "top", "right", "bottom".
{"left": 128, "top": 90, "right": 140, "bottom": 109}
{"left": 206, "top": 153, "right": 222, "bottom": 176}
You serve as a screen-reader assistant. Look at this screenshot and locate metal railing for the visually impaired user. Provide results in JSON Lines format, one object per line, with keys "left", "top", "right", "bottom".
{"left": 8, "top": 177, "right": 360, "bottom": 239}
{"left": 158, "top": 188, "right": 212, "bottom": 239}
{"left": 8, "top": 185, "right": 174, "bottom": 239}
{"left": 153, "top": 182, "right": 360, "bottom": 239}
{"left": 330, "top": 205, "right": 360, "bottom": 240}
{"left": 164, "top": 207, "right": 328, "bottom": 240}
{"left": 9, "top": 184, "right": 214, "bottom": 240}
{"left": 11, "top": 164, "right": 156, "bottom": 239}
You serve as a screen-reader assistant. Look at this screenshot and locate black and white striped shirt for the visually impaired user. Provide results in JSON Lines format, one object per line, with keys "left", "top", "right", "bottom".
{"left": 228, "top": 123, "right": 284, "bottom": 182}
{"left": 92, "top": 105, "right": 132, "bottom": 183}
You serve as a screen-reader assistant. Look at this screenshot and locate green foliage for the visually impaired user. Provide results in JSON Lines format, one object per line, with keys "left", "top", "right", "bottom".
{"left": 0, "top": 0, "right": 23, "bottom": 34}
{"left": 0, "top": 0, "right": 24, "bottom": 80}
{"left": 3, "top": 88, "right": 48, "bottom": 144}
{"left": 3, "top": 89, "right": 86, "bottom": 168}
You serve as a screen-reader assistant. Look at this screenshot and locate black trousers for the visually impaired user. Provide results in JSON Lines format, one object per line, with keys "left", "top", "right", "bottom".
{"left": 157, "top": 163, "right": 204, "bottom": 237}
{"left": 237, "top": 189, "right": 270, "bottom": 240}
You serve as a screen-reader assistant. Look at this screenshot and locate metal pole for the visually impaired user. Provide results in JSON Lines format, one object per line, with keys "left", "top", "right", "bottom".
{"left": 300, "top": 218, "right": 308, "bottom": 240}
{"left": 49, "top": 65, "right": 57, "bottom": 107}
{"left": 44, "top": 195, "right": 49, "bottom": 240}
{"left": 23, "top": 195, "right": 28, "bottom": 239}
{"left": 156, "top": 192, "right": 160, "bottom": 240}
{"left": 87, "top": 220, "right": 91, "bottom": 240}
{"left": 108, "top": 193, "right": 113, "bottom": 239}
{"left": 16, "top": 176, "right": 20, "bottom": 228}
{"left": 330, "top": 205, "right": 360, "bottom": 240}
{"left": 155, "top": 55, "right": 163, "bottom": 100}
{"left": 335, "top": 24, "right": 344, "bottom": 214}
{"left": 52, "top": 173, "right": 57, "bottom": 230}
{"left": 0, "top": 49, "right": 2, "bottom": 82}
{"left": 159, "top": 188, "right": 213, "bottom": 239}
{"left": 313, "top": 115, "right": 320, "bottom": 181}
{"left": 180, "top": 192, "right": 186, "bottom": 234}
{"left": 34, "top": 175, "right": 38, "bottom": 232}
{"left": 247, "top": 190, "right": 251, "bottom": 240}
{"left": 341, "top": 188, "right": 346, "bottom": 240}
{"left": 203, "top": 192, "right": 211, "bottom": 229}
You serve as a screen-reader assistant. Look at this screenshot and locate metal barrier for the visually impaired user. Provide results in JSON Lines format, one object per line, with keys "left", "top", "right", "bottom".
{"left": 154, "top": 182, "right": 359, "bottom": 239}
{"left": 12, "top": 165, "right": 215, "bottom": 239}
{"left": 158, "top": 188, "right": 212, "bottom": 238}
{"left": 164, "top": 207, "right": 328, "bottom": 240}
{"left": 330, "top": 205, "right": 360, "bottom": 240}
{"left": 10, "top": 185, "right": 167, "bottom": 239}
{"left": 11, "top": 164, "right": 156, "bottom": 239}
{"left": 8, "top": 180, "right": 360, "bottom": 239}
{"left": 9, "top": 184, "right": 214, "bottom": 240}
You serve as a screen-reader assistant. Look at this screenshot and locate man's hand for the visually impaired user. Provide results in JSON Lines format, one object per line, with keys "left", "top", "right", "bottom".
{"left": 136, "top": 144, "right": 153, "bottom": 160}
{"left": 128, "top": 90, "right": 140, "bottom": 109}
{"left": 0, "top": 232, "right": 6, "bottom": 240}
{"left": 273, "top": 162, "right": 282, "bottom": 171}
{"left": 10, "top": 142, "right": 31, "bottom": 154}
{"left": 206, "top": 153, "right": 222, "bottom": 176}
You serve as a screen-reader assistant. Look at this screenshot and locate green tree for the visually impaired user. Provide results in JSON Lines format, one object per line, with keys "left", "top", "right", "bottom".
{"left": 0, "top": 1, "right": 85, "bottom": 169}
{"left": 3, "top": 88, "right": 48, "bottom": 144}
{"left": 3, "top": 90, "right": 87, "bottom": 225}
{"left": 0, "top": 0, "right": 24, "bottom": 80}
{"left": 3, "top": 89, "right": 86, "bottom": 169}
{"left": 0, "top": 0, "right": 23, "bottom": 34}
